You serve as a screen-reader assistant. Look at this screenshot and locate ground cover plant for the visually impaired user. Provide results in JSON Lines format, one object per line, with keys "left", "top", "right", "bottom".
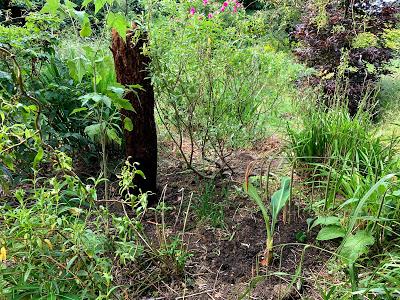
{"left": 1, "top": 0, "right": 400, "bottom": 299}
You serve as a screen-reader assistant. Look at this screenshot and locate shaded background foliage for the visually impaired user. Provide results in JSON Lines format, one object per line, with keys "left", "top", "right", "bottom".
{"left": 294, "top": 0, "right": 400, "bottom": 115}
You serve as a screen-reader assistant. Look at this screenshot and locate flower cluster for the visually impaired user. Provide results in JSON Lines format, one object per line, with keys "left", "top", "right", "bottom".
{"left": 189, "top": 0, "right": 243, "bottom": 19}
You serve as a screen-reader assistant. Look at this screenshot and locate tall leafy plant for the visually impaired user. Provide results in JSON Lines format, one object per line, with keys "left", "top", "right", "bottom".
{"left": 244, "top": 171, "right": 291, "bottom": 265}
{"left": 38, "top": 0, "right": 136, "bottom": 199}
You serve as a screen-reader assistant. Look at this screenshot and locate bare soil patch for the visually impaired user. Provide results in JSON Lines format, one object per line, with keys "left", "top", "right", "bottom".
{"left": 113, "top": 136, "right": 330, "bottom": 299}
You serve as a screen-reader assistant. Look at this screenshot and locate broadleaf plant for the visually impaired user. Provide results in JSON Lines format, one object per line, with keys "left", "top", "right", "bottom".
{"left": 244, "top": 172, "right": 291, "bottom": 265}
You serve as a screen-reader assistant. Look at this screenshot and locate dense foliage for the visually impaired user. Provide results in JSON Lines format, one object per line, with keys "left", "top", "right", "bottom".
{"left": 0, "top": 0, "right": 399, "bottom": 299}
{"left": 294, "top": 0, "right": 399, "bottom": 115}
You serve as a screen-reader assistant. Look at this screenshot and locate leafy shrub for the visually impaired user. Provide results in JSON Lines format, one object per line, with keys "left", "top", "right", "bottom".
{"left": 0, "top": 157, "right": 157, "bottom": 299}
{"left": 150, "top": 0, "right": 304, "bottom": 170}
{"left": 293, "top": 0, "right": 399, "bottom": 115}
{"left": 0, "top": 175, "right": 115, "bottom": 298}
{"left": 352, "top": 32, "right": 378, "bottom": 48}
{"left": 383, "top": 28, "right": 400, "bottom": 51}
{"left": 312, "top": 173, "right": 400, "bottom": 299}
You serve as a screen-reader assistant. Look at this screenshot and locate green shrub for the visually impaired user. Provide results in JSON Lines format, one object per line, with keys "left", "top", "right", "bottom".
{"left": 150, "top": 1, "right": 304, "bottom": 170}
{"left": 0, "top": 176, "right": 115, "bottom": 298}
{"left": 0, "top": 161, "right": 155, "bottom": 299}
{"left": 352, "top": 32, "right": 378, "bottom": 49}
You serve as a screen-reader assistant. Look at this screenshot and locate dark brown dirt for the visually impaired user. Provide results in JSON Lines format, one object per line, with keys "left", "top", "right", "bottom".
{"left": 112, "top": 136, "right": 330, "bottom": 299}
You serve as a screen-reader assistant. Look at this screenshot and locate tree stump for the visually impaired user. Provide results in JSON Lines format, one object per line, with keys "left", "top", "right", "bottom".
{"left": 111, "top": 28, "right": 157, "bottom": 205}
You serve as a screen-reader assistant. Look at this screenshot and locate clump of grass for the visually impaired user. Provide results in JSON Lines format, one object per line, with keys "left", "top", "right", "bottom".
{"left": 287, "top": 101, "right": 399, "bottom": 204}
{"left": 290, "top": 98, "right": 400, "bottom": 298}
{"left": 193, "top": 180, "right": 226, "bottom": 228}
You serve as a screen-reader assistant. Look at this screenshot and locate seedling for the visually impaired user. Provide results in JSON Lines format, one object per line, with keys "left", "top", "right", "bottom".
{"left": 244, "top": 165, "right": 291, "bottom": 265}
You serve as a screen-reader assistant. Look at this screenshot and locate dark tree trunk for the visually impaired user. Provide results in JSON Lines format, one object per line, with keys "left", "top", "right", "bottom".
{"left": 111, "top": 28, "right": 157, "bottom": 205}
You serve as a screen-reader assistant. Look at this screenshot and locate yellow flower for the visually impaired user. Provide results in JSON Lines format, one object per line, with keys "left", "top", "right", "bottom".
{"left": 0, "top": 247, "right": 7, "bottom": 262}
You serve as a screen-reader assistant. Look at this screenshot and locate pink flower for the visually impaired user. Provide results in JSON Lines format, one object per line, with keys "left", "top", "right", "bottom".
{"left": 208, "top": 13, "right": 213, "bottom": 18}
{"left": 223, "top": 1, "right": 228, "bottom": 6}
{"left": 189, "top": 7, "right": 195, "bottom": 15}
{"left": 221, "top": 6, "right": 225, "bottom": 11}
{"left": 233, "top": 5, "right": 237, "bottom": 12}
{"left": 203, "top": 0, "right": 208, "bottom": 5}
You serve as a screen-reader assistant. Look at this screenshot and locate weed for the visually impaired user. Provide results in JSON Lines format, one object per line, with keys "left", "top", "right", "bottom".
{"left": 158, "top": 236, "right": 193, "bottom": 276}
{"left": 194, "top": 180, "right": 226, "bottom": 228}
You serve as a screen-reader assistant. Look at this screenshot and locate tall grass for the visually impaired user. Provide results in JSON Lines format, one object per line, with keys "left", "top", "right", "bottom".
{"left": 288, "top": 98, "right": 400, "bottom": 298}
{"left": 287, "top": 102, "right": 399, "bottom": 204}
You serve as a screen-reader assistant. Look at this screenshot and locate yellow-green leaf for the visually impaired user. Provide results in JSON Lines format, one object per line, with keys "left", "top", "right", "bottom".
{"left": 106, "top": 12, "right": 129, "bottom": 41}
{"left": 41, "top": 0, "right": 60, "bottom": 14}
{"left": 124, "top": 117, "right": 133, "bottom": 131}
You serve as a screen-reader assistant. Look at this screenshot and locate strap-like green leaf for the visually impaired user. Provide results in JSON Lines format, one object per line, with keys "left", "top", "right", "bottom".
{"left": 270, "top": 176, "right": 291, "bottom": 232}
{"left": 243, "top": 181, "right": 270, "bottom": 235}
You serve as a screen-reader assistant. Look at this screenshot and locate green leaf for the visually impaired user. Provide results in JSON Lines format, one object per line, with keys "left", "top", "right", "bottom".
{"left": 128, "top": 84, "right": 145, "bottom": 91}
{"left": 3, "top": 154, "right": 14, "bottom": 170}
{"left": 338, "top": 198, "right": 359, "bottom": 209}
{"left": 270, "top": 176, "right": 291, "bottom": 232}
{"left": 295, "top": 231, "right": 307, "bottom": 243}
{"left": 311, "top": 216, "right": 341, "bottom": 229}
{"left": 392, "top": 189, "right": 400, "bottom": 197}
{"left": 106, "top": 12, "right": 129, "bottom": 41}
{"left": 41, "top": 0, "right": 60, "bottom": 14}
{"left": 316, "top": 225, "right": 346, "bottom": 241}
{"left": 124, "top": 117, "right": 133, "bottom": 131}
{"left": 106, "top": 128, "right": 121, "bottom": 145}
{"left": 67, "top": 55, "right": 88, "bottom": 83}
{"left": 136, "top": 169, "right": 146, "bottom": 179}
{"left": 70, "top": 107, "right": 88, "bottom": 116}
{"left": 94, "top": 0, "right": 107, "bottom": 14}
{"left": 24, "top": 265, "right": 33, "bottom": 282}
{"left": 80, "top": 18, "right": 92, "bottom": 38}
{"left": 112, "top": 97, "right": 134, "bottom": 111}
{"left": 100, "top": 95, "right": 112, "bottom": 108}
{"left": 64, "top": 0, "right": 77, "bottom": 9}
{"left": 243, "top": 181, "right": 270, "bottom": 233}
{"left": 81, "top": 0, "right": 92, "bottom": 6}
{"left": 108, "top": 85, "right": 125, "bottom": 97}
{"left": 76, "top": 270, "right": 89, "bottom": 277}
{"left": 84, "top": 124, "right": 101, "bottom": 140}
{"left": 73, "top": 10, "right": 86, "bottom": 22}
{"left": 66, "top": 255, "right": 78, "bottom": 271}
{"left": 340, "top": 230, "right": 374, "bottom": 264}
{"left": 46, "top": 294, "right": 57, "bottom": 300}
{"left": 59, "top": 294, "right": 81, "bottom": 300}
{"left": 80, "top": 93, "right": 112, "bottom": 108}
{"left": 33, "top": 147, "right": 44, "bottom": 170}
